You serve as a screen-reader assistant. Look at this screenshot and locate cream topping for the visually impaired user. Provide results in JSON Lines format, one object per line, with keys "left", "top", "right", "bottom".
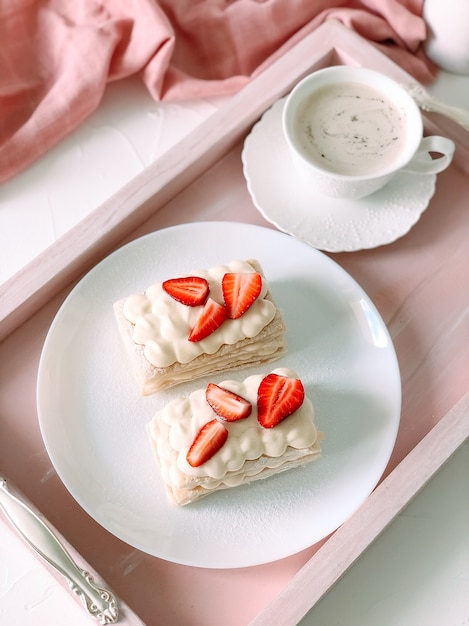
{"left": 122, "top": 260, "right": 276, "bottom": 368}
{"left": 150, "top": 368, "right": 317, "bottom": 488}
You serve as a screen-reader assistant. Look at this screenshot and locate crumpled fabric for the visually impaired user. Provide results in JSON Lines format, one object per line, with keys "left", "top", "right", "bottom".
{"left": 0, "top": 0, "right": 436, "bottom": 183}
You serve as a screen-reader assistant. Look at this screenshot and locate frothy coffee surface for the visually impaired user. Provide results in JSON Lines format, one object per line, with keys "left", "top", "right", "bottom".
{"left": 294, "top": 82, "right": 407, "bottom": 176}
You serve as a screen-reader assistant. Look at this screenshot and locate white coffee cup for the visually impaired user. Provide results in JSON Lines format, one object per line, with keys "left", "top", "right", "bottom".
{"left": 282, "top": 66, "right": 455, "bottom": 199}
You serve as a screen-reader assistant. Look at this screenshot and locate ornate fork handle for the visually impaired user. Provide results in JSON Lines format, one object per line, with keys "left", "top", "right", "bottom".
{"left": 405, "top": 83, "right": 469, "bottom": 132}
{"left": 0, "top": 477, "right": 118, "bottom": 624}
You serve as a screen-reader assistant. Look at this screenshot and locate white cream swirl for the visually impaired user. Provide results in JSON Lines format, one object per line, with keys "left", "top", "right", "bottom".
{"left": 152, "top": 368, "right": 317, "bottom": 487}
{"left": 123, "top": 260, "right": 276, "bottom": 368}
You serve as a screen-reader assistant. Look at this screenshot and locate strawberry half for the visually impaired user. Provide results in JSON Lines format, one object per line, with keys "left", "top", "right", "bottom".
{"left": 188, "top": 298, "right": 227, "bottom": 342}
{"left": 257, "top": 373, "right": 305, "bottom": 428}
{"left": 162, "top": 276, "right": 209, "bottom": 306}
{"left": 206, "top": 383, "right": 252, "bottom": 422}
{"left": 222, "top": 272, "right": 262, "bottom": 319}
{"left": 186, "top": 419, "right": 229, "bottom": 467}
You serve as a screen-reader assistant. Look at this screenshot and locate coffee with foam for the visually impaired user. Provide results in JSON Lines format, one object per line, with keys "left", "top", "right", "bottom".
{"left": 293, "top": 82, "right": 407, "bottom": 177}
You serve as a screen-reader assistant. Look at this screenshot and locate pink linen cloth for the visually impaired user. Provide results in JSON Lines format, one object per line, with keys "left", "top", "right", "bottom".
{"left": 0, "top": 0, "right": 436, "bottom": 183}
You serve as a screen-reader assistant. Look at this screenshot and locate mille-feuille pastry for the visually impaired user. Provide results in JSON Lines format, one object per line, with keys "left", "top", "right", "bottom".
{"left": 113, "top": 260, "right": 286, "bottom": 394}
{"left": 147, "top": 367, "right": 322, "bottom": 505}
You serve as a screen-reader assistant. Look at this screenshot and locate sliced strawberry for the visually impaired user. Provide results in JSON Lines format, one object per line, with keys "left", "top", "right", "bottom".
{"left": 222, "top": 272, "right": 262, "bottom": 319}
{"left": 206, "top": 383, "right": 252, "bottom": 422}
{"left": 188, "top": 298, "right": 227, "bottom": 342}
{"left": 162, "top": 276, "right": 210, "bottom": 306}
{"left": 257, "top": 373, "right": 305, "bottom": 428}
{"left": 186, "top": 419, "right": 229, "bottom": 467}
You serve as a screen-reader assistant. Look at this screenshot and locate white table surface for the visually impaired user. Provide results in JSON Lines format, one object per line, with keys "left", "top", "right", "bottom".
{"left": 1, "top": 67, "right": 468, "bottom": 625}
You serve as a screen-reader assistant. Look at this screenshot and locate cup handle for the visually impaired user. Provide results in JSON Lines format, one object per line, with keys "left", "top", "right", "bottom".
{"left": 402, "top": 136, "right": 455, "bottom": 175}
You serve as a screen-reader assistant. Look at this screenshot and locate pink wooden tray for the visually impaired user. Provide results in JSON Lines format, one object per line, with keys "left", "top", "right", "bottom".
{"left": 1, "top": 22, "right": 468, "bottom": 625}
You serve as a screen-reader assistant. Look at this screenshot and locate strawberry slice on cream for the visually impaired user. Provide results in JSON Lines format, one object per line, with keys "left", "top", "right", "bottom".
{"left": 162, "top": 276, "right": 209, "bottom": 307}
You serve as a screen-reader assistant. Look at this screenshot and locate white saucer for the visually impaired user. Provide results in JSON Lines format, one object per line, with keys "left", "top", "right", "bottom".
{"left": 242, "top": 98, "right": 437, "bottom": 252}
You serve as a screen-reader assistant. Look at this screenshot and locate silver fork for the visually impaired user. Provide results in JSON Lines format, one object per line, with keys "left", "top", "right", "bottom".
{"left": 0, "top": 476, "right": 119, "bottom": 624}
{"left": 404, "top": 83, "right": 469, "bottom": 132}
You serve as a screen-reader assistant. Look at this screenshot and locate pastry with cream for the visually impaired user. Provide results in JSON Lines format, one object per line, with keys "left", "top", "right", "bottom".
{"left": 114, "top": 260, "right": 286, "bottom": 394}
{"left": 147, "top": 367, "right": 322, "bottom": 506}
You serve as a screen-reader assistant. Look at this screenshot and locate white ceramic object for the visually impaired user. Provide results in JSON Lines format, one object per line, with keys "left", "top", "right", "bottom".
{"left": 242, "top": 98, "right": 437, "bottom": 252}
{"left": 37, "top": 222, "right": 401, "bottom": 569}
{"left": 424, "top": 0, "right": 469, "bottom": 74}
{"left": 282, "top": 67, "right": 454, "bottom": 199}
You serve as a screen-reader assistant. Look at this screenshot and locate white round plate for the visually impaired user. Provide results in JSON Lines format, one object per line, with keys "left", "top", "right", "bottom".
{"left": 37, "top": 222, "right": 401, "bottom": 568}
{"left": 242, "top": 98, "right": 437, "bottom": 252}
